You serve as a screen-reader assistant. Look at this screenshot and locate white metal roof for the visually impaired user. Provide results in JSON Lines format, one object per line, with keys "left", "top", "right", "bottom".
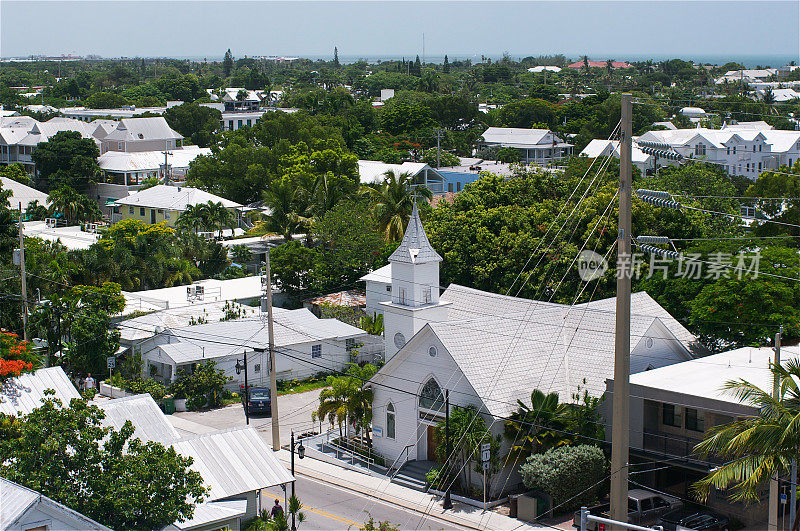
{"left": 103, "top": 117, "right": 182, "bottom": 142}
{"left": 481, "top": 127, "right": 569, "bottom": 148}
{"left": 579, "top": 139, "right": 652, "bottom": 164}
{"left": 630, "top": 346, "right": 800, "bottom": 409}
{"left": 22, "top": 221, "right": 100, "bottom": 251}
{"left": 0, "top": 477, "right": 111, "bottom": 530}
{"left": 1, "top": 177, "right": 48, "bottom": 209}
{"left": 171, "top": 427, "right": 294, "bottom": 501}
{"left": 157, "top": 309, "right": 366, "bottom": 365}
{"left": 360, "top": 263, "right": 392, "bottom": 283}
{"left": 99, "top": 394, "right": 181, "bottom": 444}
{"left": 98, "top": 146, "right": 210, "bottom": 173}
{"left": 118, "top": 301, "right": 257, "bottom": 342}
{"left": 169, "top": 499, "right": 248, "bottom": 530}
{"left": 388, "top": 202, "right": 442, "bottom": 264}
{"left": 357, "top": 160, "right": 432, "bottom": 184}
{"left": 528, "top": 66, "right": 562, "bottom": 73}
{"left": 114, "top": 185, "right": 241, "bottom": 210}
{"left": 0, "top": 366, "right": 80, "bottom": 416}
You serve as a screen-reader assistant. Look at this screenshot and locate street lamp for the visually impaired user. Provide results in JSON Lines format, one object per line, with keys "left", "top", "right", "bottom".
{"left": 235, "top": 352, "right": 249, "bottom": 425}
{"left": 290, "top": 431, "right": 305, "bottom": 531}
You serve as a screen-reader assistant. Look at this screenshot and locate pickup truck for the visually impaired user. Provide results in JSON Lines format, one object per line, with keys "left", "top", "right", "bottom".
{"left": 572, "top": 489, "right": 683, "bottom": 530}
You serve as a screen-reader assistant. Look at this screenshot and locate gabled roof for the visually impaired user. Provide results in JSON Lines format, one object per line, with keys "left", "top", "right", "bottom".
{"left": 114, "top": 185, "right": 240, "bottom": 210}
{"left": 103, "top": 117, "right": 182, "bottom": 142}
{"left": 169, "top": 499, "right": 248, "bottom": 530}
{"left": 98, "top": 394, "right": 181, "bottom": 444}
{"left": 0, "top": 477, "right": 111, "bottom": 530}
{"left": 388, "top": 202, "right": 442, "bottom": 264}
{"left": 118, "top": 301, "right": 255, "bottom": 342}
{"left": 0, "top": 366, "right": 80, "bottom": 416}
{"left": 360, "top": 263, "right": 392, "bottom": 283}
{"left": 481, "top": 127, "right": 554, "bottom": 147}
{"left": 171, "top": 427, "right": 294, "bottom": 500}
{"left": 357, "top": 160, "right": 432, "bottom": 184}
{"left": 1, "top": 177, "right": 48, "bottom": 209}
{"left": 579, "top": 139, "right": 652, "bottom": 164}
{"left": 441, "top": 283, "right": 562, "bottom": 321}
{"left": 98, "top": 146, "right": 210, "bottom": 173}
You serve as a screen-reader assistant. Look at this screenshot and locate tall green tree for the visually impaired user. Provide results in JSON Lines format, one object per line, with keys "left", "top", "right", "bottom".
{"left": 164, "top": 103, "right": 222, "bottom": 147}
{"left": 360, "top": 170, "right": 432, "bottom": 241}
{"left": 223, "top": 49, "right": 234, "bottom": 78}
{"left": 0, "top": 394, "right": 208, "bottom": 529}
{"left": 32, "top": 131, "right": 101, "bottom": 192}
{"left": 47, "top": 186, "right": 103, "bottom": 224}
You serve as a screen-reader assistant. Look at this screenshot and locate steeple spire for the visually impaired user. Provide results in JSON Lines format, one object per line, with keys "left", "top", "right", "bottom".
{"left": 388, "top": 202, "right": 442, "bottom": 264}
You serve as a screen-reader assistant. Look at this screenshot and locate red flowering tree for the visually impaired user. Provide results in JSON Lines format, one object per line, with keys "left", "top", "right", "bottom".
{"left": 0, "top": 331, "right": 38, "bottom": 382}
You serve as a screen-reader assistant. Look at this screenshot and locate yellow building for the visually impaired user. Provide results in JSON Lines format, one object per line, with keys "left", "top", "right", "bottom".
{"left": 112, "top": 185, "right": 241, "bottom": 228}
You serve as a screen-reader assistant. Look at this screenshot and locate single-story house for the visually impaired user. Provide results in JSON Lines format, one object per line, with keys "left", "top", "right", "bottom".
{"left": 112, "top": 184, "right": 242, "bottom": 227}
{"left": 1, "top": 477, "right": 111, "bottom": 530}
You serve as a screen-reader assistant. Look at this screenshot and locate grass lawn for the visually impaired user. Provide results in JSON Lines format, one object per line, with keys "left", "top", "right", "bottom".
{"left": 278, "top": 380, "right": 329, "bottom": 395}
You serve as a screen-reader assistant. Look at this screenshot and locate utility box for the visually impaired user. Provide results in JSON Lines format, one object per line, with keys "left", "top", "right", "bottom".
{"left": 516, "top": 492, "right": 551, "bottom": 523}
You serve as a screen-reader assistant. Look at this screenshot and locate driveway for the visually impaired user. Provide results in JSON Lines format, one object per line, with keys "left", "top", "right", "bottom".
{"left": 172, "top": 387, "right": 325, "bottom": 446}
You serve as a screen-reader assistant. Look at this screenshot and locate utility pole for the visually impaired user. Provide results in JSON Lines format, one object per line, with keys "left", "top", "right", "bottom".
{"left": 769, "top": 326, "right": 782, "bottom": 531}
{"left": 610, "top": 93, "right": 632, "bottom": 529}
{"left": 161, "top": 140, "right": 173, "bottom": 184}
{"left": 443, "top": 389, "right": 452, "bottom": 510}
{"left": 17, "top": 203, "right": 28, "bottom": 341}
{"left": 266, "top": 247, "right": 280, "bottom": 451}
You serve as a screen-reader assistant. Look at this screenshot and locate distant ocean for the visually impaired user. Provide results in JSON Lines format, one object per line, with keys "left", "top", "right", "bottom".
{"left": 174, "top": 53, "right": 797, "bottom": 68}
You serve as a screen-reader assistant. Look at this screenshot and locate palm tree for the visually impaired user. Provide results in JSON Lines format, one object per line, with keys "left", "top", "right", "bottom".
{"left": 205, "top": 201, "right": 235, "bottom": 239}
{"left": 359, "top": 170, "right": 432, "bottom": 242}
{"left": 312, "top": 376, "right": 352, "bottom": 439}
{"left": 47, "top": 187, "right": 82, "bottom": 223}
{"left": 504, "top": 389, "right": 572, "bottom": 459}
{"left": 164, "top": 258, "right": 200, "bottom": 287}
{"left": 693, "top": 359, "right": 800, "bottom": 531}
{"left": 259, "top": 178, "right": 310, "bottom": 242}
{"left": 176, "top": 203, "right": 210, "bottom": 234}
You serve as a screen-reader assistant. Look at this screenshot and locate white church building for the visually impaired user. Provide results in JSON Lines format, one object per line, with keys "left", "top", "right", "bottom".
{"left": 365, "top": 204, "right": 699, "bottom": 496}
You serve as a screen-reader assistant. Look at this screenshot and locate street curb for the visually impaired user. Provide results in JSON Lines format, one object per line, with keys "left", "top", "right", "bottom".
{"left": 276, "top": 452, "right": 488, "bottom": 530}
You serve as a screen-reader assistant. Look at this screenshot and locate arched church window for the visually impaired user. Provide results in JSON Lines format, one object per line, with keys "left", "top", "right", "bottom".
{"left": 420, "top": 378, "right": 444, "bottom": 410}
{"left": 386, "top": 402, "right": 396, "bottom": 439}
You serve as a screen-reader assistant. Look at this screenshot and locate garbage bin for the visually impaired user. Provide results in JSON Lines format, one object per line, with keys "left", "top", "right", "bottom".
{"left": 509, "top": 494, "right": 520, "bottom": 518}
{"left": 163, "top": 395, "right": 175, "bottom": 414}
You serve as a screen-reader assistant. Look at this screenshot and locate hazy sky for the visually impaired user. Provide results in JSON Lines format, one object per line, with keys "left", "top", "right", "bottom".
{"left": 1, "top": 1, "right": 798, "bottom": 61}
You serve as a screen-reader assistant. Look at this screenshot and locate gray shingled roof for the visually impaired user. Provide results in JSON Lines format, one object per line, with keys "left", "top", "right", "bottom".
{"left": 388, "top": 203, "right": 442, "bottom": 264}
{"left": 103, "top": 117, "right": 182, "bottom": 142}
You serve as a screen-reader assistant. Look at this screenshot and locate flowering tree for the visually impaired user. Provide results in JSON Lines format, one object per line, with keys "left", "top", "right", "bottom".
{"left": 0, "top": 330, "right": 37, "bottom": 382}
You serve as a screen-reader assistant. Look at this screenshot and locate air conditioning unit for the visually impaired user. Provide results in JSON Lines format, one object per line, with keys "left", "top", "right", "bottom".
{"left": 186, "top": 284, "right": 205, "bottom": 301}
{"left": 45, "top": 218, "right": 57, "bottom": 228}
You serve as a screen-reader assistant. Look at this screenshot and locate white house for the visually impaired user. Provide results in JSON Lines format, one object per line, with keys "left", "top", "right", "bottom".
{"left": 579, "top": 138, "right": 666, "bottom": 175}
{"left": 478, "top": 127, "right": 573, "bottom": 164}
{"left": 358, "top": 160, "right": 449, "bottom": 194}
{"left": 1, "top": 477, "right": 111, "bottom": 531}
{"left": 637, "top": 125, "right": 800, "bottom": 178}
{"left": 365, "top": 206, "right": 697, "bottom": 495}
{"left": 138, "top": 308, "right": 382, "bottom": 385}
{"left": 97, "top": 145, "right": 211, "bottom": 186}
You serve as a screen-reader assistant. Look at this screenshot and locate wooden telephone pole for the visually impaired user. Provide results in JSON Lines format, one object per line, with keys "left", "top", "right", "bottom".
{"left": 610, "top": 94, "right": 632, "bottom": 528}
{"left": 265, "top": 247, "right": 280, "bottom": 451}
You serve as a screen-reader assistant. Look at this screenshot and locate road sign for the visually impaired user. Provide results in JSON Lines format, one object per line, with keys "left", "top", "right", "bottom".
{"left": 481, "top": 442, "right": 490, "bottom": 452}
{"left": 481, "top": 449, "right": 491, "bottom": 462}
{"left": 106, "top": 356, "right": 116, "bottom": 369}
{"left": 482, "top": 461, "right": 490, "bottom": 470}
{"left": 781, "top": 493, "right": 788, "bottom": 504}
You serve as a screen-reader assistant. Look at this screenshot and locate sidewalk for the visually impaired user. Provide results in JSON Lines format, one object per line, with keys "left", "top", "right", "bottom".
{"left": 274, "top": 449, "right": 545, "bottom": 530}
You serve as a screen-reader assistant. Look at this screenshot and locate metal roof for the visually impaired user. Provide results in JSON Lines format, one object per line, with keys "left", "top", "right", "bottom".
{"left": 156, "top": 309, "right": 366, "bottom": 365}
{"left": 99, "top": 394, "right": 181, "bottom": 444}
{"left": 305, "top": 289, "right": 366, "bottom": 307}
{"left": 388, "top": 202, "right": 442, "bottom": 264}
{"left": 118, "top": 301, "right": 256, "bottom": 342}
{"left": 114, "top": 185, "right": 241, "bottom": 210}
{"left": 170, "top": 500, "right": 248, "bottom": 530}
{"left": 0, "top": 366, "right": 80, "bottom": 416}
{"left": 0, "top": 477, "right": 111, "bottom": 530}
{"left": 1, "top": 177, "right": 48, "bottom": 210}
{"left": 357, "top": 160, "right": 432, "bottom": 184}
{"left": 171, "top": 427, "right": 294, "bottom": 501}
{"left": 98, "top": 146, "right": 210, "bottom": 173}
{"left": 481, "top": 127, "right": 572, "bottom": 149}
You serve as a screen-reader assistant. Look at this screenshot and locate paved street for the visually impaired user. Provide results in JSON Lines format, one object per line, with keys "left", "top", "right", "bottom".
{"left": 261, "top": 476, "right": 469, "bottom": 530}
{"left": 172, "top": 387, "right": 324, "bottom": 443}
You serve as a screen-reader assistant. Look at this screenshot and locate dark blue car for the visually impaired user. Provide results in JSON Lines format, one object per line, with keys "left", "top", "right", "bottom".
{"left": 243, "top": 387, "right": 271, "bottom": 416}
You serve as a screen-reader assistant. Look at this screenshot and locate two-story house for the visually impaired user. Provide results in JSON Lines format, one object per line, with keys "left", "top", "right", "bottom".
{"left": 478, "top": 127, "right": 574, "bottom": 164}
{"left": 100, "top": 117, "right": 183, "bottom": 154}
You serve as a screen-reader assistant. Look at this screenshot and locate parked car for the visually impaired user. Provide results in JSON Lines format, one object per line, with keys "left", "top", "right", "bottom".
{"left": 658, "top": 508, "right": 729, "bottom": 531}
{"left": 573, "top": 489, "right": 682, "bottom": 530}
{"left": 242, "top": 386, "right": 271, "bottom": 416}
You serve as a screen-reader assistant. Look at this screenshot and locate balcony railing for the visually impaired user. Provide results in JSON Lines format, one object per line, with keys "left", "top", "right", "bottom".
{"left": 642, "top": 429, "right": 725, "bottom": 466}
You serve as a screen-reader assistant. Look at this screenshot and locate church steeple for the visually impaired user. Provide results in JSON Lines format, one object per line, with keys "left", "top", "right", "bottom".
{"left": 388, "top": 202, "right": 442, "bottom": 265}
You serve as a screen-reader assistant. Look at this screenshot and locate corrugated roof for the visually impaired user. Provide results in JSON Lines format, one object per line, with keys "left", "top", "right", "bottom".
{"left": 0, "top": 366, "right": 80, "bottom": 416}
{"left": 1, "top": 177, "right": 48, "bottom": 209}
{"left": 98, "top": 146, "right": 210, "bottom": 173}
{"left": 118, "top": 301, "right": 256, "bottom": 342}
{"left": 388, "top": 202, "right": 442, "bottom": 264}
{"left": 171, "top": 499, "right": 248, "bottom": 530}
{"left": 99, "top": 394, "right": 180, "bottom": 444}
{"left": 171, "top": 427, "right": 294, "bottom": 500}
{"left": 305, "top": 289, "right": 366, "bottom": 307}
{"left": 0, "top": 477, "right": 111, "bottom": 530}
{"left": 114, "top": 185, "right": 241, "bottom": 210}
{"left": 103, "top": 117, "right": 182, "bottom": 142}
{"left": 158, "top": 309, "right": 366, "bottom": 364}
{"left": 357, "top": 160, "right": 431, "bottom": 184}
{"left": 580, "top": 139, "right": 652, "bottom": 163}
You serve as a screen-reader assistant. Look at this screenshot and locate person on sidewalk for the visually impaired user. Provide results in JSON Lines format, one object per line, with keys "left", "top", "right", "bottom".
{"left": 271, "top": 499, "right": 283, "bottom": 519}
{"left": 84, "top": 373, "right": 95, "bottom": 391}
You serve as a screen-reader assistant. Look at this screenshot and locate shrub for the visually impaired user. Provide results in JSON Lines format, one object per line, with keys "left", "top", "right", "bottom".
{"left": 186, "top": 394, "right": 207, "bottom": 411}
{"left": 422, "top": 148, "right": 460, "bottom": 167}
{"left": 169, "top": 360, "right": 230, "bottom": 408}
{"left": 519, "top": 445, "right": 607, "bottom": 512}
{"left": 496, "top": 147, "right": 522, "bottom": 163}
{"left": 426, "top": 467, "right": 442, "bottom": 489}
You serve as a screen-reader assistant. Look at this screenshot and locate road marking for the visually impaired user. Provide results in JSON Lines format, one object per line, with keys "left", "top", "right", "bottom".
{"left": 261, "top": 490, "right": 364, "bottom": 529}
